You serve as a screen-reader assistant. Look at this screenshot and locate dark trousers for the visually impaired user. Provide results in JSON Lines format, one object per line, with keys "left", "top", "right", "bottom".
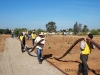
{"left": 32, "top": 39, "right": 35, "bottom": 46}
{"left": 78, "top": 54, "right": 88, "bottom": 75}
{"left": 12, "top": 34, "right": 14, "bottom": 38}
{"left": 21, "top": 37, "right": 25, "bottom": 52}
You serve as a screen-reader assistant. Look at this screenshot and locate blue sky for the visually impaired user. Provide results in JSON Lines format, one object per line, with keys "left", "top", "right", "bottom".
{"left": 0, "top": 0, "right": 100, "bottom": 31}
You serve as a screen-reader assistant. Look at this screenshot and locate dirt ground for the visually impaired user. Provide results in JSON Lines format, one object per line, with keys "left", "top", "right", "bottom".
{"left": 0, "top": 34, "right": 11, "bottom": 52}
{"left": 1, "top": 34, "right": 100, "bottom": 75}
{"left": 43, "top": 35, "right": 100, "bottom": 75}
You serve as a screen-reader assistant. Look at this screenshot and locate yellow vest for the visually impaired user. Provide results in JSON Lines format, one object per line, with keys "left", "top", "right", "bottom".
{"left": 20, "top": 36, "right": 24, "bottom": 41}
{"left": 26, "top": 31, "right": 28, "bottom": 34}
{"left": 31, "top": 34, "right": 36, "bottom": 39}
{"left": 82, "top": 42, "right": 91, "bottom": 54}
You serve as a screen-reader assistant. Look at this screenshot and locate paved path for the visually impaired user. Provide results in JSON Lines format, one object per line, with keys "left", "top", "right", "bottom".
{"left": 0, "top": 38, "right": 64, "bottom": 75}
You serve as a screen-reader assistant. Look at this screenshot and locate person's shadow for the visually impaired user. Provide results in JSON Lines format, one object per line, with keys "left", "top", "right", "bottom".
{"left": 78, "top": 63, "right": 100, "bottom": 75}
{"left": 54, "top": 59, "right": 100, "bottom": 75}
{"left": 41, "top": 54, "right": 53, "bottom": 62}
{"left": 88, "top": 67, "right": 100, "bottom": 75}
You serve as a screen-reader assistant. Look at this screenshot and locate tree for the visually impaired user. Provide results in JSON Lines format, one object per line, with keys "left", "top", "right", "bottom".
{"left": 14, "top": 28, "right": 22, "bottom": 36}
{"left": 60, "top": 30, "right": 63, "bottom": 32}
{"left": 82, "top": 25, "right": 89, "bottom": 32}
{"left": 68, "top": 28, "right": 73, "bottom": 32}
{"left": 0, "top": 29, "right": 5, "bottom": 34}
{"left": 35, "top": 28, "right": 44, "bottom": 35}
{"left": 4, "top": 28, "right": 11, "bottom": 34}
{"left": 90, "top": 29, "right": 99, "bottom": 35}
{"left": 78, "top": 23, "right": 82, "bottom": 32}
{"left": 0, "top": 28, "right": 11, "bottom": 34}
{"left": 14, "top": 28, "right": 28, "bottom": 36}
{"left": 62, "top": 29, "right": 66, "bottom": 32}
{"left": 45, "top": 21, "right": 57, "bottom": 32}
{"left": 97, "top": 28, "right": 100, "bottom": 32}
{"left": 73, "top": 22, "right": 82, "bottom": 35}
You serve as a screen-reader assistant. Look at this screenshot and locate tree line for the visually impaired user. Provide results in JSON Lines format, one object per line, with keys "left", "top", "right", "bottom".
{"left": 46, "top": 21, "right": 100, "bottom": 35}
{"left": 0, "top": 28, "right": 11, "bottom": 34}
{"left": 0, "top": 21, "right": 100, "bottom": 36}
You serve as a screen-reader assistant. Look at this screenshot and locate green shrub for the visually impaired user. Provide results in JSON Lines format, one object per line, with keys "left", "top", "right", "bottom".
{"left": 90, "top": 29, "right": 99, "bottom": 35}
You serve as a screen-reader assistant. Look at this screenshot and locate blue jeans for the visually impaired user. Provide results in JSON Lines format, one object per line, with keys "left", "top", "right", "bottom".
{"left": 36, "top": 48, "right": 43, "bottom": 62}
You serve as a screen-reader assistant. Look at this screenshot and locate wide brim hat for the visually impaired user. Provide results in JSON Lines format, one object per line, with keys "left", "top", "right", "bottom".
{"left": 39, "top": 32, "right": 44, "bottom": 36}
{"left": 32, "top": 31, "right": 35, "bottom": 32}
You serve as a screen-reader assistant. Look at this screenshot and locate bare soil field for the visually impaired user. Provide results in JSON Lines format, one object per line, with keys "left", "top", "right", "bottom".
{"left": 26, "top": 35, "right": 100, "bottom": 75}
{"left": 0, "top": 34, "right": 11, "bottom": 52}
{"left": 1, "top": 34, "right": 100, "bottom": 75}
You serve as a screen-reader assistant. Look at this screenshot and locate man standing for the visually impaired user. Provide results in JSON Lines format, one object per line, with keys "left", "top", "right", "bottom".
{"left": 19, "top": 33, "right": 25, "bottom": 53}
{"left": 78, "top": 33, "right": 95, "bottom": 75}
{"left": 11, "top": 29, "right": 14, "bottom": 38}
{"left": 34, "top": 32, "right": 45, "bottom": 64}
{"left": 31, "top": 31, "right": 36, "bottom": 46}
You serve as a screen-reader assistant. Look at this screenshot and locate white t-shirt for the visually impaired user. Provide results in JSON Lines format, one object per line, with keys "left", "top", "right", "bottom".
{"left": 35, "top": 36, "right": 45, "bottom": 49}
{"left": 22, "top": 32, "right": 26, "bottom": 36}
